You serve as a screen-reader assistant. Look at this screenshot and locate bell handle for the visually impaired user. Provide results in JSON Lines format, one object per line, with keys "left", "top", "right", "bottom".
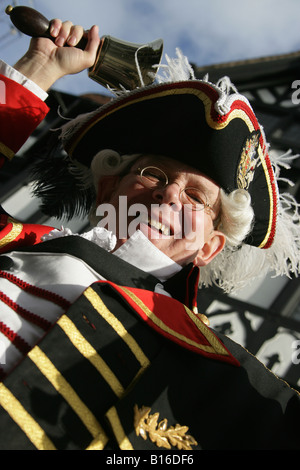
{"left": 5, "top": 5, "right": 88, "bottom": 49}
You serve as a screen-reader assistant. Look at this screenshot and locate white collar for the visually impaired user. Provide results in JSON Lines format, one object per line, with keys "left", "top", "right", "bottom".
{"left": 113, "top": 230, "right": 182, "bottom": 281}
{"left": 42, "top": 226, "right": 182, "bottom": 282}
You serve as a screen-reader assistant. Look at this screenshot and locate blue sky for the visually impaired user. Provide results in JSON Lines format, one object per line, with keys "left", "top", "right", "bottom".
{"left": 1, "top": 0, "right": 300, "bottom": 96}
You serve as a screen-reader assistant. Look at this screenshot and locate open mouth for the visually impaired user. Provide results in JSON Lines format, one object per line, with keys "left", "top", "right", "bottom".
{"left": 139, "top": 212, "right": 173, "bottom": 236}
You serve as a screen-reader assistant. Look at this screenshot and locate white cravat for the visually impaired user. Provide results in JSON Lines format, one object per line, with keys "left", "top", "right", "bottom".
{"left": 43, "top": 225, "right": 182, "bottom": 282}
{"left": 113, "top": 230, "right": 182, "bottom": 282}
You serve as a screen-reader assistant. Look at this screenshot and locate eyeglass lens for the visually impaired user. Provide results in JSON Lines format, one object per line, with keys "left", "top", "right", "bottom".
{"left": 139, "top": 166, "right": 208, "bottom": 210}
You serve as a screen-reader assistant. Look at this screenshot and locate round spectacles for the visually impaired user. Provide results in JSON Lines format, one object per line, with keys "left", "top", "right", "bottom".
{"left": 137, "top": 166, "right": 211, "bottom": 211}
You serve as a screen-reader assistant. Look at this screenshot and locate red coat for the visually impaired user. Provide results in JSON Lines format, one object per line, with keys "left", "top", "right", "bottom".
{"left": 0, "top": 74, "right": 53, "bottom": 252}
{"left": 0, "top": 74, "right": 49, "bottom": 163}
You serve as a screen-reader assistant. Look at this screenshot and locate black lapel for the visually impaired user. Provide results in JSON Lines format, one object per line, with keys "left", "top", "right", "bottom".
{"left": 163, "top": 263, "right": 200, "bottom": 309}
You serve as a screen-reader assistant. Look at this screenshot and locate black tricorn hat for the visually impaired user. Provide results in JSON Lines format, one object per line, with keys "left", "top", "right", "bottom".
{"left": 60, "top": 79, "right": 277, "bottom": 249}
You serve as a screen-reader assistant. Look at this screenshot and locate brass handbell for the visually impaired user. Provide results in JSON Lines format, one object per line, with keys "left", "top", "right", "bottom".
{"left": 5, "top": 5, "right": 164, "bottom": 90}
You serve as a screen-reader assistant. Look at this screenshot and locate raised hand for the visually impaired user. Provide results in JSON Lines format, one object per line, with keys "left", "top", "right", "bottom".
{"left": 14, "top": 19, "right": 100, "bottom": 91}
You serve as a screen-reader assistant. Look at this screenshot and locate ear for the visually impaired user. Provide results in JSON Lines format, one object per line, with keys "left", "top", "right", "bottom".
{"left": 193, "top": 230, "right": 226, "bottom": 267}
{"left": 96, "top": 175, "right": 120, "bottom": 205}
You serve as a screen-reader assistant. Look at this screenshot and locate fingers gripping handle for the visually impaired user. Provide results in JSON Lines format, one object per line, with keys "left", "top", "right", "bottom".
{"left": 5, "top": 5, "right": 88, "bottom": 49}
{"left": 5, "top": 4, "right": 164, "bottom": 90}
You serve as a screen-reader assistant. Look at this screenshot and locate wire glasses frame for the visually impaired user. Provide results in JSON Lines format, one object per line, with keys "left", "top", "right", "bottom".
{"left": 137, "top": 166, "right": 211, "bottom": 211}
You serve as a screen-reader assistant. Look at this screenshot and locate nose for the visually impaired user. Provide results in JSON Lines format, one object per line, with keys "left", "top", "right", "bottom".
{"left": 152, "top": 182, "right": 182, "bottom": 210}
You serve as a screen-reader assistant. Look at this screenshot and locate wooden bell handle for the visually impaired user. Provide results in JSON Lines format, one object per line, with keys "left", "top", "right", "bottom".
{"left": 6, "top": 5, "right": 87, "bottom": 49}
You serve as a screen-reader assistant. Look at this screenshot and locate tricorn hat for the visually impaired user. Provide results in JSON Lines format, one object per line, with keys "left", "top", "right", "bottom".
{"left": 32, "top": 50, "right": 300, "bottom": 291}
{"left": 61, "top": 78, "right": 275, "bottom": 249}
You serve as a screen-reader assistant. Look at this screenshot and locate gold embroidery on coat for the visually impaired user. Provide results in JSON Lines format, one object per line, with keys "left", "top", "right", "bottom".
{"left": 0, "top": 217, "right": 23, "bottom": 248}
{"left": 134, "top": 404, "right": 198, "bottom": 450}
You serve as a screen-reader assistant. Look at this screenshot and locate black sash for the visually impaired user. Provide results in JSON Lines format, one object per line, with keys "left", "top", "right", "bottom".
{"left": 9, "top": 235, "right": 160, "bottom": 291}
{"left": 10, "top": 235, "right": 198, "bottom": 305}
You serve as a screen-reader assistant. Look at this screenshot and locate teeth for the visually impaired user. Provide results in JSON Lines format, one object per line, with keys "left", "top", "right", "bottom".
{"left": 150, "top": 219, "right": 170, "bottom": 235}
{"left": 140, "top": 213, "right": 170, "bottom": 236}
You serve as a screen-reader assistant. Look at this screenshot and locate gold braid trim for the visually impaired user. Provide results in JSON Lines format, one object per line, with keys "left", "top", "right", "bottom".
{"left": 106, "top": 406, "right": 134, "bottom": 450}
{"left": 120, "top": 286, "right": 227, "bottom": 356}
{"left": 0, "top": 142, "right": 14, "bottom": 160}
{"left": 0, "top": 382, "right": 56, "bottom": 450}
{"left": 57, "top": 314, "right": 124, "bottom": 398}
{"left": 28, "top": 346, "right": 108, "bottom": 447}
{"left": 0, "top": 217, "right": 23, "bottom": 249}
{"left": 84, "top": 287, "right": 150, "bottom": 367}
